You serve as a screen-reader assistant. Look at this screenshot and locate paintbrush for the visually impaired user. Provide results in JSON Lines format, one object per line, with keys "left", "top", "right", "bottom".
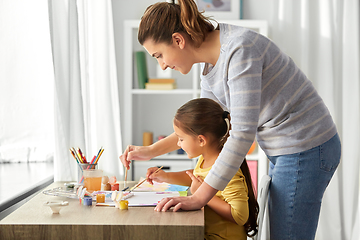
{"left": 128, "top": 166, "right": 163, "bottom": 193}
{"left": 124, "top": 168, "right": 128, "bottom": 189}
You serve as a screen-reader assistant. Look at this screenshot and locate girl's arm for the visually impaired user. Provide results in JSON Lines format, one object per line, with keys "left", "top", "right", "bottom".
{"left": 220, "top": 174, "right": 250, "bottom": 226}
{"left": 187, "top": 171, "right": 236, "bottom": 223}
{"left": 146, "top": 168, "right": 193, "bottom": 186}
{"left": 186, "top": 171, "right": 248, "bottom": 225}
{"left": 207, "top": 196, "right": 236, "bottom": 223}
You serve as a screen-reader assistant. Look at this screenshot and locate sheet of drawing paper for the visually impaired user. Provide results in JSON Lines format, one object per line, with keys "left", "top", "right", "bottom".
{"left": 127, "top": 191, "right": 180, "bottom": 206}
{"left": 134, "top": 177, "right": 189, "bottom": 192}
{"left": 95, "top": 191, "right": 182, "bottom": 207}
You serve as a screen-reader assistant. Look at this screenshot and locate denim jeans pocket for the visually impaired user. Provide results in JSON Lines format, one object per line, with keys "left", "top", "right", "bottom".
{"left": 319, "top": 134, "right": 341, "bottom": 172}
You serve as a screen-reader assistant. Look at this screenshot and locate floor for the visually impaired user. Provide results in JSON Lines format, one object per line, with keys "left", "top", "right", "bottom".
{"left": 0, "top": 161, "right": 54, "bottom": 219}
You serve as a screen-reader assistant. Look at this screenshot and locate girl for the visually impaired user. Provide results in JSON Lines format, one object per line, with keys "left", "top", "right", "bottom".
{"left": 120, "top": 0, "right": 341, "bottom": 239}
{"left": 146, "top": 98, "right": 258, "bottom": 240}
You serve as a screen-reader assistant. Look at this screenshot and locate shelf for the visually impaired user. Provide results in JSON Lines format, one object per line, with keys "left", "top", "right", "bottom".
{"left": 133, "top": 159, "right": 196, "bottom": 181}
{"left": 155, "top": 153, "right": 259, "bottom": 161}
{"left": 153, "top": 153, "right": 261, "bottom": 162}
{"left": 245, "top": 153, "right": 260, "bottom": 161}
{"left": 153, "top": 154, "right": 192, "bottom": 160}
{"left": 132, "top": 89, "right": 200, "bottom": 95}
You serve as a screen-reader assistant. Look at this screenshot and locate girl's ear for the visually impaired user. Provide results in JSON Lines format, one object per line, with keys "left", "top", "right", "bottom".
{"left": 172, "top": 32, "right": 186, "bottom": 49}
{"left": 198, "top": 135, "right": 207, "bottom": 147}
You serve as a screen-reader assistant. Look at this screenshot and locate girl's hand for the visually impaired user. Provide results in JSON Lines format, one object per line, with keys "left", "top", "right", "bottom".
{"left": 186, "top": 171, "right": 204, "bottom": 195}
{"left": 119, "top": 145, "right": 154, "bottom": 170}
{"left": 146, "top": 167, "right": 166, "bottom": 185}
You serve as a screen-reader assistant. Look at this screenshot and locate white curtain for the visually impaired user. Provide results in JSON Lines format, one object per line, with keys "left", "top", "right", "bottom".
{"left": 0, "top": 0, "right": 54, "bottom": 163}
{"left": 48, "top": 0, "right": 123, "bottom": 181}
{"left": 269, "top": 0, "right": 360, "bottom": 239}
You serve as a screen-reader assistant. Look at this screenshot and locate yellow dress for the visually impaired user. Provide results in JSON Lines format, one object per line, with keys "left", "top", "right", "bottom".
{"left": 193, "top": 155, "right": 249, "bottom": 240}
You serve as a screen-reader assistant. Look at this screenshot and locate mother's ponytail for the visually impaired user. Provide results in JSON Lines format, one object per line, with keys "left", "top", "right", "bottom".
{"left": 138, "top": 0, "right": 214, "bottom": 48}
{"left": 178, "top": 0, "right": 214, "bottom": 47}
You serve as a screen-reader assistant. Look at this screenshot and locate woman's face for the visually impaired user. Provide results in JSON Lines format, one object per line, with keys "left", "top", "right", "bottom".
{"left": 173, "top": 123, "right": 202, "bottom": 159}
{"left": 143, "top": 34, "right": 193, "bottom": 75}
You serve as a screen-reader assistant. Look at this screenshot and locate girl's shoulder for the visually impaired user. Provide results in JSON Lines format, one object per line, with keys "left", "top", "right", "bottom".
{"left": 219, "top": 168, "right": 248, "bottom": 198}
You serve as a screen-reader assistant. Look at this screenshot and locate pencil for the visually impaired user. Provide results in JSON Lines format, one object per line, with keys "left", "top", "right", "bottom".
{"left": 90, "top": 155, "right": 96, "bottom": 168}
{"left": 129, "top": 166, "right": 163, "bottom": 192}
{"left": 78, "top": 148, "right": 87, "bottom": 163}
{"left": 70, "top": 148, "right": 83, "bottom": 173}
{"left": 76, "top": 148, "right": 84, "bottom": 163}
{"left": 69, "top": 148, "right": 78, "bottom": 163}
{"left": 71, "top": 147, "right": 82, "bottom": 163}
{"left": 94, "top": 148, "right": 104, "bottom": 164}
{"left": 70, "top": 148, "right": 85, "bottom": 184}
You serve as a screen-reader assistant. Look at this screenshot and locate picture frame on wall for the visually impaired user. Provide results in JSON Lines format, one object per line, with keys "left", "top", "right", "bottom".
{"left": 196, "top": 0, "right": 242, "bottom": 20}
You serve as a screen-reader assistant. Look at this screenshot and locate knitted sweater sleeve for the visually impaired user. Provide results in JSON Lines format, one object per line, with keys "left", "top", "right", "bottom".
{"left": 204, "top": 36, "right": 264, "bottom": 190}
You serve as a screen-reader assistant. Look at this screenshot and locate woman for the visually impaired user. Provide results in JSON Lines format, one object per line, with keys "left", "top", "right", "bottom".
{"left": 120, "top": 1, "right": 341, "bottom": 239}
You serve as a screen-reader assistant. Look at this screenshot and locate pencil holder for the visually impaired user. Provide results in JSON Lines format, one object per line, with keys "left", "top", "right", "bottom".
{"left": 83, "top": 169, "right": 103, "bottom": 193}
{"left": 77, "top": 163, "right": 98, "bottom": 184}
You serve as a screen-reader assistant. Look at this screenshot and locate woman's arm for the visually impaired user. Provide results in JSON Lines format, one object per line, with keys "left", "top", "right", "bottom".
{"left": 149, "top": 132, "right": 179, "bottom": 156}
{"left": 120, "top": 132, "right": 179, "bottom": 169}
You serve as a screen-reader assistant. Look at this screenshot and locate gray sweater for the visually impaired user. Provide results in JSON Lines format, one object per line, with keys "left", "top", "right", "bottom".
{"left": 201, "top": 23, "right": 337, "bottom": 190}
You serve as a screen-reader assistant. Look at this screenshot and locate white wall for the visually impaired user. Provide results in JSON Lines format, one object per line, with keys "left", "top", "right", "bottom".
{"left": 112, "top": 0, "right": 159, "bottom": 146}
{"left": 242, "top": 0, "right": 272, "bottom": 21}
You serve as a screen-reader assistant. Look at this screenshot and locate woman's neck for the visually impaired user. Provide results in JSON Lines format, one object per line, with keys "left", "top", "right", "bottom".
{"left": 192, "top": 30, "right": 221, "bottom": 66}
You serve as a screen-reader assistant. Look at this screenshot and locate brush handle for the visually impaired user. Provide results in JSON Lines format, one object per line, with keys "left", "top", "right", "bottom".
{"left": 130, "top": 166, "right": 163, "bottom": 192}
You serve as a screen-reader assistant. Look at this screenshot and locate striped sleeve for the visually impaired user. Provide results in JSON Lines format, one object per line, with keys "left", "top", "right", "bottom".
{"left": 205, "top": 34, "right": 264, "bottom": 190}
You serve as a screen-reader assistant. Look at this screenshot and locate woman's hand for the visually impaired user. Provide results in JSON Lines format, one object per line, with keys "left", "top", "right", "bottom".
{"left": 119, "top": 145, "right": 154, "bottom": 170}
{"left": 154, "top": 195, "right": 204, "bottom": 212}
{"left": 119, "top": 133, "right": 180, "bottom": 170}
{"left": 146, "top": 167, "right": 166, "bottom": 185}
{"left": 186, "top": 171, "right": 203, "bottom": 195}
{"left": 154, "top": 182, "right": 218, "bottom": 212}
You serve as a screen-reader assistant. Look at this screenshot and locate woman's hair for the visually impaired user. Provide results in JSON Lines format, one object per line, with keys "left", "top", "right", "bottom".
{"left": 138, "top": 0, "right": 215, "bottom": 48}
{"left": 174, "top": 98, "right": 259, "bottom": 237}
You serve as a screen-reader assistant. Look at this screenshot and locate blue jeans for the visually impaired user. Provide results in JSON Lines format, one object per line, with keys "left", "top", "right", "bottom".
{"left": 267, "top": 133, "right": 341, "bottom": 240}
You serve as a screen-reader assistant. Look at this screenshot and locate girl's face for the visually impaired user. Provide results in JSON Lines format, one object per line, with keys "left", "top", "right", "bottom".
{"left": 143, "top": 33, "right": 194, "bottom": 75}
{"left": 173, "top": 123, "right": 202, "bottom": 159}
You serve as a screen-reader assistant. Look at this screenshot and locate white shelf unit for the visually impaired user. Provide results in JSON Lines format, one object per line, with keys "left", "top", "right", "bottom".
{"left": 123, "top": 20, "right": 268, "bottom": 189}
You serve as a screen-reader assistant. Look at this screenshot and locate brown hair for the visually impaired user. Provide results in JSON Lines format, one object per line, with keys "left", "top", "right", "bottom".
{"left": 138, "top": 0, "right": 215, "bottom": 48}
{"left": 174, "top": 98, "right": 229, "bottom": 149}
{"left": 174, "top": 98, "right": 259, "bottom": 237}
{"left": 240, "top": 160, "right": 259, "bottom": 237}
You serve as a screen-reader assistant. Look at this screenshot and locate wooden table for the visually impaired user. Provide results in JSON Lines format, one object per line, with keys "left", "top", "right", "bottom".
{"left": 0, "top": 182, "right": 204, "bottom": 240}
